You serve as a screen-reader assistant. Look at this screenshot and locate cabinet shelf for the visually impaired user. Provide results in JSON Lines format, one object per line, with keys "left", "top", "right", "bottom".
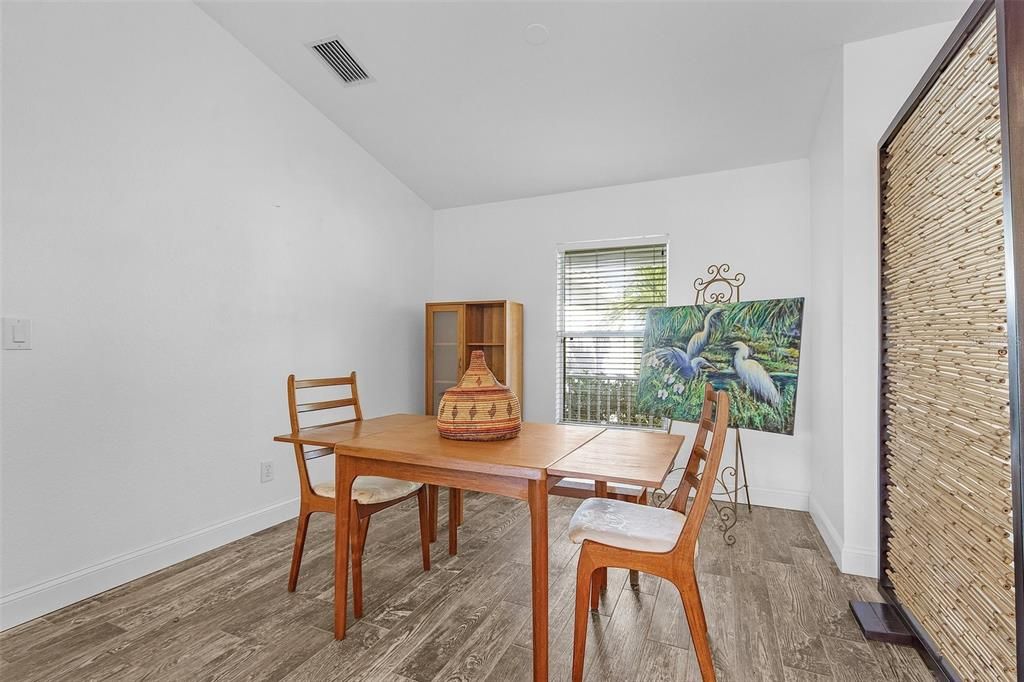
{"left": 467, "top": 341, "right": 505, "bottom": 346}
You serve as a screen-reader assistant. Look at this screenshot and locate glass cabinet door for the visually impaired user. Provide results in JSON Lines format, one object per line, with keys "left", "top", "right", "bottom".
{"left": 427, "top": 305, "right": 464, "bottom": 414}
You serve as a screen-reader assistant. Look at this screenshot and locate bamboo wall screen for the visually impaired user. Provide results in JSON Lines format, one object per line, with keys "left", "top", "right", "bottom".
{"left": 879, "top": 6, "right": 1021, "bottom": 681}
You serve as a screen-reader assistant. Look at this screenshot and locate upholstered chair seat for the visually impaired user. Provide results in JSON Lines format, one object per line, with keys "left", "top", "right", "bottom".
{"left": 312, "top": 477, "right": 423, "bottom": 505}
{"left": 569, "top": 497, "right": 696, "bottom": 555}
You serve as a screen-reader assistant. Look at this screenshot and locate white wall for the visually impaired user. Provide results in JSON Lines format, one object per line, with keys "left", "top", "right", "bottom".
{"left": 807, "top": 21, "right": 955, "bottom": 577}
{"left": 434, "top": 160, "right": 813, "bottom": 511}
{"left": 837, "top": 22, "right": 955, "bottom": 576}
{"left": 0, "top": 1, "right": 432, "bottom": 628}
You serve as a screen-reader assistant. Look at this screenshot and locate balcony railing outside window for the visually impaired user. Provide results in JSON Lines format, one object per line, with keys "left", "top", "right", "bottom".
{"left": 562, "top": 373, "right": 662, "bottom": 428}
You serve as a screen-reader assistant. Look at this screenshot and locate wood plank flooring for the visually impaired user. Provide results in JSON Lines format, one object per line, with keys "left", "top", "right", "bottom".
{"left": 0, "top": 494, "right": 936, "bottom": 681}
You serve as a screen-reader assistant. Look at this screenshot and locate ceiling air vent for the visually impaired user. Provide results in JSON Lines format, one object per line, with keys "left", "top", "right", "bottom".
{"left": 308, "top": 36, "right": 372, "bottom": 86}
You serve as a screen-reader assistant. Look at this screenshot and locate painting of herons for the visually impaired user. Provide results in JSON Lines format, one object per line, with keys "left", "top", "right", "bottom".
{"left": 637, "top": 298, "right": 804, "bottom": 435}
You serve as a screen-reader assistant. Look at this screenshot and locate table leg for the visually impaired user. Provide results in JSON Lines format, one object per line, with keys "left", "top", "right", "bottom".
{"left": 428, "top": 484, "right": 439, "bottom": 543}
{"left": 448, "top": 487, "right": 462, "bottom": 556}
{"left": 528, "top": 478, "right": 549, "bottom": 682}
{"left": 334, "top": 454, "right": 357, "bottom": 640}
{"left": 594, "top": 480, "right": 608, "bottom": 591}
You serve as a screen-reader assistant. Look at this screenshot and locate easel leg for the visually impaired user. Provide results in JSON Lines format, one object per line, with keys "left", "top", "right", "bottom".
{"left": 736, "top": 428, "right": 752, "bottom": 512}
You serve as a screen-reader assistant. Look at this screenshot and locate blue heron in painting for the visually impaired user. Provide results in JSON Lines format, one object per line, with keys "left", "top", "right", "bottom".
{"left": 653, "top": 347, "right": 717, "bottom": 380}
{"left": 686, "top": 306, "right": 725, "bottom": 358}
{"left": 730, "top": 341, "right": 780, "bottom": 406}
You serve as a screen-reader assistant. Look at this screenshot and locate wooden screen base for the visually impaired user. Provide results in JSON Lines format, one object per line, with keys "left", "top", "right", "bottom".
{"left": 850, "top": 601, "right": 916, "bottom": 646}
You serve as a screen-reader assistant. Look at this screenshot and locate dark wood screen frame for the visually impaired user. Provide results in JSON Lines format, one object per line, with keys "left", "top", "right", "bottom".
{"left": 874, "top": 1, "right": 1024, "bottom": 679}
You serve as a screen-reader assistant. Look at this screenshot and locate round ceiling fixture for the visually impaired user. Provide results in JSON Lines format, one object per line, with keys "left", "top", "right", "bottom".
{"left": 524, "top": 23, "right": 549, "bottom": 45}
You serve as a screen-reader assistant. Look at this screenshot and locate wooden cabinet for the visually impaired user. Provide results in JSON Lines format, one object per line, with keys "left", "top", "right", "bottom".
{"left": 425, "top": 300, "right": 523, "bottom": 415}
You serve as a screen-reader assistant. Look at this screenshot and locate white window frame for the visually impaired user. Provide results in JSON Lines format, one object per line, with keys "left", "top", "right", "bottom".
{"left": 555, "top": 235, "right": 669, "bottom": 428}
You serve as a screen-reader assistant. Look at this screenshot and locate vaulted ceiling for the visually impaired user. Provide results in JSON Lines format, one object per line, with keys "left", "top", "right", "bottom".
{"left": 199, "top": 1, "right": 968, "bottom": 208}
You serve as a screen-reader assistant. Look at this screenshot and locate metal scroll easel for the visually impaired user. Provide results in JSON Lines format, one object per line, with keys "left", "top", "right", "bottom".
{"left": 649, "top": 263, "right": 752, "bottom": 545}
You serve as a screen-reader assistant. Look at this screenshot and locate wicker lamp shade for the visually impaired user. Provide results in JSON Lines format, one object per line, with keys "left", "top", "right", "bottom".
{"left": 437, "top": 350, "right": 522, "bottom": 441}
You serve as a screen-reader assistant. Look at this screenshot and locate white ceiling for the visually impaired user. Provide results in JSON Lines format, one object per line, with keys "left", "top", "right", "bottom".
{"left": 199, "top": 1, "right": 968, "bottom": 209}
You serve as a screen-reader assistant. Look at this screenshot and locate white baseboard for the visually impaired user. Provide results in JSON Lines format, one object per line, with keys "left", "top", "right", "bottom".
{"left": 659, "top": 471, "right": 808, "bottom": 511}
{"left": 0, "top": 498, "right": 298, "bottom": 631}
{"left": 840, "top": 544, "right": 878, "bottom": 578}
{"left": 724, "top": 485, "right": 809, "bottom": 512}
{"left": 808, "top": 498, "right": 878, "bottom": 578}
{"left": 809, "top": 497, "right": 844, "bottom": 567}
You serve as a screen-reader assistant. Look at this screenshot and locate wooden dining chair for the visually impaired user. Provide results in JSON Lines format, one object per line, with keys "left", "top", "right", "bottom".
{"left": 286, "top": 372, "right": 431, "bottom": 618}
{"left": 567, "top": 384, "right": 729, "bottom": 682}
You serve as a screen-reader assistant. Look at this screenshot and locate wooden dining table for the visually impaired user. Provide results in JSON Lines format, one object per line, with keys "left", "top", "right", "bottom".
{"left": 275, "top": 414, "right": 684, "bottom": 682}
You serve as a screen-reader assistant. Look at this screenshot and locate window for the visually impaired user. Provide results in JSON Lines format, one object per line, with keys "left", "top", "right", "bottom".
{"left": 556, "top": 242, "right": 668, "bottom": 427}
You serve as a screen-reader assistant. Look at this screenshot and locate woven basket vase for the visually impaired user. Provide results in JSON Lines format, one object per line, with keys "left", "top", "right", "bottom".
{"left": 437, "top": 350, "right": 522, "bottom": 441}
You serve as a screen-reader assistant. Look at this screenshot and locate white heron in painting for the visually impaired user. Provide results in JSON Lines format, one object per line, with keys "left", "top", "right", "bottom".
{"left": 686, "top": 306, "right": 725, "bottom": 358}
{"left": 730, "top": 341, "right": 781, "bottom": 406}
{"left": 652, "top": 347, "right": 717, "bottom": 380}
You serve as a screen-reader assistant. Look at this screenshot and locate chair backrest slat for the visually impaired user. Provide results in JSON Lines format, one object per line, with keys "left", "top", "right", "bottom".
{"left": 683, "top": 471, "right": 701, "bottom": 490}
{"left": 295, "top": 397, "right": 358, "bottom": 414}
{"left": 294, "top": 376, "right": 356, "bottom": 389}
{"left": 288, "top": 371, "right": 363, "bottom": 428}
{"left": 669, "top": 383, "right": 731, "bottom": 556}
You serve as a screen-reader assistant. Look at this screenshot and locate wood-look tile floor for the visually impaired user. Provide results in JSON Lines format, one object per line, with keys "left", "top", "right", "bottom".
{"left": 0, "top": 493, "right": 935, "bottom": 681}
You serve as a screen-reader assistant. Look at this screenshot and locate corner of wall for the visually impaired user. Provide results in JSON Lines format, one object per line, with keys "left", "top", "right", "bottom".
{"left": 809, "top": 495, "right": 843, "bottom": 567}
{"left": 810, "top": 484, "right": 876, "bottom": 576}
{"left": 840, "top": 544, "right": 878, "bottom": 578}
{"left": 807, "top": 45, "right": 848, "bottom": 573}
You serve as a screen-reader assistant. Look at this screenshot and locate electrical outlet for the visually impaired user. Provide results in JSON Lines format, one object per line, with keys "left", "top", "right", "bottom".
{"left": 260, "top": 460, "right": 274, "bottom": 483}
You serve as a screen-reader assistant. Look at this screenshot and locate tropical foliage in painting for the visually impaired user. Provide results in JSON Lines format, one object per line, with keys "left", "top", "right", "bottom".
{"left": 637, "top": 298, "right": 805, "bottom": 434}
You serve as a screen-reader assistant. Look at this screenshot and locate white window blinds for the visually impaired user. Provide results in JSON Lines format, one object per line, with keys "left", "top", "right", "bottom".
{"left": 556, "top": 243, "right": 667, "bottom": 426}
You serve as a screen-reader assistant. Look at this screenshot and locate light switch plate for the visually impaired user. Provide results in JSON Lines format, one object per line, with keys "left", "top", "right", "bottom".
{"left": 3, "top": 318, "right": 31, "bottom": 350}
